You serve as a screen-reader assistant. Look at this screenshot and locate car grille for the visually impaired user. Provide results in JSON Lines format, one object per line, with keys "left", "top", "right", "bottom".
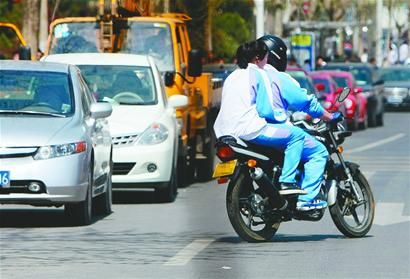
{"left": 113, "top": 162, "right": 136, "bottom": 175}
{"left": 384, "top": 87, "right": 408, "bottom": 98}
{"left": 0, "top": 147, "right": 37, "bottom": 158}
{"left": 112, "top": 134, "right": 139, "bottom": 147}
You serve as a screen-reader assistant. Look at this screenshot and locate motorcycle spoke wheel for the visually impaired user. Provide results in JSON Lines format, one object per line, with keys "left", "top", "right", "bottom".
{"left": 329, "top": 171, "right": 375, "bottom": 238}
{"left": 226, "top": 173, "right": 280, "bottom": 242}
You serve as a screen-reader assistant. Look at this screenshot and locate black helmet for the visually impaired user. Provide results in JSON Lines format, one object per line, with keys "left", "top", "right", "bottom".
{"left": 257, "top": 35, "right": 288, "bottom": 71}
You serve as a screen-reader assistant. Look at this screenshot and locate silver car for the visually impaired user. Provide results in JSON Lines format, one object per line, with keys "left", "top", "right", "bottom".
{"left": 0, "top": 60, "right": 113, "bottom": 225}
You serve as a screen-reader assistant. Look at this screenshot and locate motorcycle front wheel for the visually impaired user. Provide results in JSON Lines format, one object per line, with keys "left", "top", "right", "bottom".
{"left": 329, "top": 170, "right": 375, "bottom": 237}
{"left": 226, "top": 172, "right": 281, "bottom": 242}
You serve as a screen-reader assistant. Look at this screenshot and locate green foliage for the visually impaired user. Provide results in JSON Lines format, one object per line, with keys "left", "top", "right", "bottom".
{"left": 0, "top": 1, "right": 24, "bottom": 25}
{"left": 213, "top": 12, "right": 250, "bottom": 61}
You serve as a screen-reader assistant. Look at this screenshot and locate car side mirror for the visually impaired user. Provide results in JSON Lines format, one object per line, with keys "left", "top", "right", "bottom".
{"left": 315, "top": 83, "right": 325, "bottom": 91}
{"left": 90, "top": 102, "right": 112, "bottom": 119}
{"left": 354, "top": 87, "right": 363, "bottom": 94}
{"left": 168, "top": 94, "right": 188, "bottom": 108}
{"left": 19, "top": 46, "right": 31, "bottom": 60}
{"left": 188, "top": 49, "right": 202, "bottom": 77}
{"left": 164, "top": 71, "right": 175, "bottom": 87}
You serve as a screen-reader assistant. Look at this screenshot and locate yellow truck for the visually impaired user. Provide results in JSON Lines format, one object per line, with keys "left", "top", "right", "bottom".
{"left": 44, "top": 0, "right": 222, "bottom": 184}
{"left": 0, "top": 22, "right": 31, "bottom": 60}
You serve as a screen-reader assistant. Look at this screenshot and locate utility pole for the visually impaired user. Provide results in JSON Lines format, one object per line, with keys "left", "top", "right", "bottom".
{"left": 254, "top": 0, "right": 264, "bottom": 39}
{"left": 38, "top": 0, "right": 48, "bottom": 55}
{"left": 375, "top": 0, "right": 383, "bottom": 67}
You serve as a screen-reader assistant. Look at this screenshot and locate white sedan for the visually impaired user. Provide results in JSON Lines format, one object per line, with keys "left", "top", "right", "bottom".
{"left": 42, "top": 53, "right": 188, "bottom": 202}
{"left": 0, "top": 60, "right": 113, "bottom": 225}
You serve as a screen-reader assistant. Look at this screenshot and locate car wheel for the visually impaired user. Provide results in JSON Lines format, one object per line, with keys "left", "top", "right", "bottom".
{"left": 65, "top": 166, "right": 93, "bottom": 226}
{"left": 359, "top": 114, "right": 368, "bottom": 130}
{"left": 367, "top": 109, "right": 377, "bottom": 127}
{"left": 376, "top": 111, "right": 384, "bottom": 126}
{"left": 196, "top": 133, "right": 216, "bottom": 182}
{"left": 177, "top": 138, "right": 196, "bottom": 187}
{"left": 94, "top": 161, "right": 113, "bottom": 215}
{"left": 156, "top": 163, "right": 177, "bottom": 203}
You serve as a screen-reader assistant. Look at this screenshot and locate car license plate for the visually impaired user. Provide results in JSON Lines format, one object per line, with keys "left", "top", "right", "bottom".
{"left": 212, "top": 160, "right": 237, "bottom": 178}
{"left": 387, "top": 95, "right": 403, "bottom": 104}
{"left": 0, "top": 171, "right": 10, "bottom": 188}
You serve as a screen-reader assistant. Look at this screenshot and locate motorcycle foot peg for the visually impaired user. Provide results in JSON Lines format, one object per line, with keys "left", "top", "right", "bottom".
{"left": 250, "top": 167, "right": 287, "bottom": 210}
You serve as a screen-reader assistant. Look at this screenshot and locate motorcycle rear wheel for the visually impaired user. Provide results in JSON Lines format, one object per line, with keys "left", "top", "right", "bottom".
{"left": 329, "top": 170, "right": 375, "bottom": 237}
{"left": 226, "top": 172, "right": 281, "bottom": 242}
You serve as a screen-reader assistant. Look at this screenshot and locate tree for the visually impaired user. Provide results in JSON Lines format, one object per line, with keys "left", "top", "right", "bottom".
{"left": 22, "top": 0, "right": 39, "bottom": 59}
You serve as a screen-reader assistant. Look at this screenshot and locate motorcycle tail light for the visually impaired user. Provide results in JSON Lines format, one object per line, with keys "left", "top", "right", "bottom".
{"left": 216, "top": 145, "right": 234, "bottom": 161}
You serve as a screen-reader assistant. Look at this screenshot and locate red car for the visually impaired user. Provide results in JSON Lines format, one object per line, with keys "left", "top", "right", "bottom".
{"left": 323, "top": 70, "right": 367, "bottom": 130}
{"left": 308, "top": 71, "right": 345, "bottom": 114}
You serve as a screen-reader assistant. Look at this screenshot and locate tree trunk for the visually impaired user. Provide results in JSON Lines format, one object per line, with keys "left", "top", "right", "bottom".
{"left": 22, "top": 0, "right": 40, "bottom": 60}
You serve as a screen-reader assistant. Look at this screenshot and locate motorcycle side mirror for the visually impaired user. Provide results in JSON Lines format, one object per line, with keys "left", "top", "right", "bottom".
{"left": 315, "top": 83, "right": 325, "bottom": 92}
{"left": 337, "top": 87, "right": 351, "bottom": 102}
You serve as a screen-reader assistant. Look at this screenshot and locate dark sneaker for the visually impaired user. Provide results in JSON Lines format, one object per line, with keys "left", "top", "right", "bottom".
{"left": 296, "top": 199, "right": 328, "bottom": 211}
{"left": 278, "top": 183, "right": 308, "bottom": 195}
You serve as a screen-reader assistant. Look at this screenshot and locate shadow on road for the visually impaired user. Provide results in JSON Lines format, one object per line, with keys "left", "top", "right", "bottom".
{"left": 0, "top": 207, "right": 109, "bottom": 228}
{"left": 216, "top": 233, "right": 349, "bottom": 243}
{"left": 113, "top": 190, "right": 157, "bottom": 204}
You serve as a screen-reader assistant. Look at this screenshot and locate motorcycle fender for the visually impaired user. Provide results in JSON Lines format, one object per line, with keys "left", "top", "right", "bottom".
{"left": 333, "top": 161, "right": 360, "bottom": 180}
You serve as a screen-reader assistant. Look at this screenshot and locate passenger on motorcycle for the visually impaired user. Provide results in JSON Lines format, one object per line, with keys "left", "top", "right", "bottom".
{"left": 256, "top": 35, "right": 340, "bottom": 210}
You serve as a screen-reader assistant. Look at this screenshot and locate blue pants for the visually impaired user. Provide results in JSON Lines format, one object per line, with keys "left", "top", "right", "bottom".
{"left": 250, "top": 123, "right": 328, "bottom": 202}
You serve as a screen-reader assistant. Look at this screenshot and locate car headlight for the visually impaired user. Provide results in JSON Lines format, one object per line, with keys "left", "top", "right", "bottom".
{"left": 33, "top": 141, "right": 87, "bottom": 160}
{"left": 136, "top": 123, "right": 169, "bottom": 145}
{"left": 344, "top": 98, "right": 353, "bottom": 108}
{"left": 323, "top": 101, "right": 332, "bottom": 109}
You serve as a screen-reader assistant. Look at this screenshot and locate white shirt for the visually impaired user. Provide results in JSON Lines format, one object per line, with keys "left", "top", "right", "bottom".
{"left": 213, "top": 67, "right": 267, "bottom": 140}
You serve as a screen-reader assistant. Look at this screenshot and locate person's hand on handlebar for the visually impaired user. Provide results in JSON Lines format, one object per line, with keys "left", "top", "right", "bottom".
{"left": 330, "top": 111, "right": 343, "bottom": 122}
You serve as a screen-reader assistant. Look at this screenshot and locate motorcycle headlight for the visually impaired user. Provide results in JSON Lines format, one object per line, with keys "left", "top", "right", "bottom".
{"left": 33, "top": 141, "right": 87, "bottom": 160}
{"left": 136, "top": 123, "right": 169, "bottom": 145}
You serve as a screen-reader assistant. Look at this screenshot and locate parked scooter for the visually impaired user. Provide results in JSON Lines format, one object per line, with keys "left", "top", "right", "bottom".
{"left": 213, "top": 88, "right": 375, "bottom": 242}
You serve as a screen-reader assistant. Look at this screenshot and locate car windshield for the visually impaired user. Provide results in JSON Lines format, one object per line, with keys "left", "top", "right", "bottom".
{"left": 379, "top": 68, "right": 410, "bottom": 82}
{"left": 118, "top": 22, "right": 174, "bottom": 73}
{"left": 350, "top": 68, "right": 372, "bottom": 86}
{"left": 49, "top": 22, "right": 99, "bottom": 54}
{"left": 0, "top": 25, "right": 24, "bottom": 59}
{"left": 288, "top": 74, "right": 316, "bottom": 95}
{"left": 78, "top": 65, "right": 157, "bottom": 105}
{"left": 312, "top": 78, "right": 331, "bottom": 94}
{"left": 0, "top": 70, "right": 73, "bottom": 116}
{"left": 332, "top": 76, "right": 349, "bottom": 87}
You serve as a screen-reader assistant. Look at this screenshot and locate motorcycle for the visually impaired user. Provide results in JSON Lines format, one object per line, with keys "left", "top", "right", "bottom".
{"left": 212, "top": 87, "right": 375, "bottom": 242}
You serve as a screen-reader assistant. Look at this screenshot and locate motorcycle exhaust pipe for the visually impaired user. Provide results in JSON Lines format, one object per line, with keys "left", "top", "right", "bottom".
{"left": 250, "top": 167, "right": 287, "bottom": 210}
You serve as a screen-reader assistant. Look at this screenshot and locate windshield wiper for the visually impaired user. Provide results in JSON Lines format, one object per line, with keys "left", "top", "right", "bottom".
{"left": 117, "top": 102, "right": 144, "bottom": 105}
{"left": 0, "top": 110, "right": 66, "bottom": 118}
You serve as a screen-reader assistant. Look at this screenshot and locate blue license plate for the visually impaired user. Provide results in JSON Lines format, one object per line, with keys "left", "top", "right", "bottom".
{"left": 0, "top": 171, "right": 10, "bottom": 187}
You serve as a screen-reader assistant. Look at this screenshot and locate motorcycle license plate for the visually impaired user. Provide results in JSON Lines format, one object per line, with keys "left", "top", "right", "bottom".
{"left": 212, "top": 160, "right": 237, "bottom": 178}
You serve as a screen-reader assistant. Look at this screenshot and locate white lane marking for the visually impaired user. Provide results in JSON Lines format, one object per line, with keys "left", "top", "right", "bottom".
{"left": 345, "top": 133, "right": 406, "bottom": 154}
{"left": 373, "top": 202, "right": 410, "bottom": 226}
{"left": 164, "top": 239, "right": 214, "bottom": 266}
{"left": 362, "top": 171, "right": 375, "bottom": 180}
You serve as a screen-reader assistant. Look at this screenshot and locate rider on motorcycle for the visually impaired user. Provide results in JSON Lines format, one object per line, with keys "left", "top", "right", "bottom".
{"left": 256, "top": 34, "right": 340, "bottom": 210}
{"left": 214, "top": 39, "right": 339, "bottom": 211}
